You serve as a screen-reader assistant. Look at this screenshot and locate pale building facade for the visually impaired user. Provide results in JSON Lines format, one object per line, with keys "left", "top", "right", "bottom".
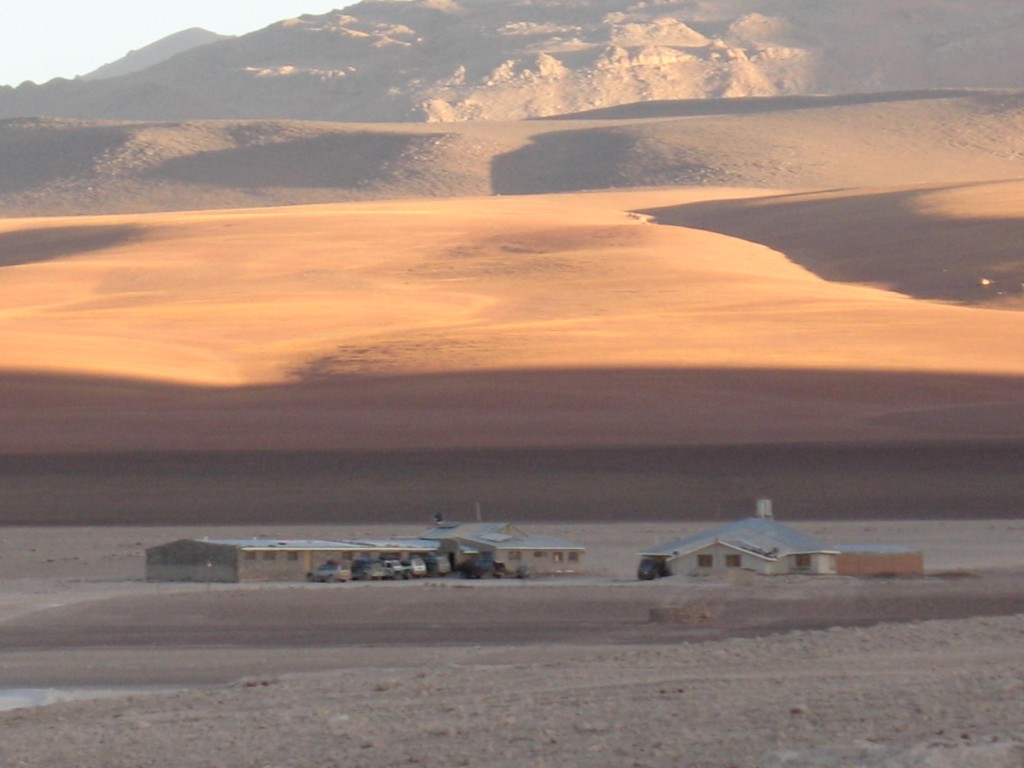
{"left": 638, "top": 517, "right": 840, "bottom": 578}
{"left": 419, "top": 521, "right": 586, "bottom": 575}
{"left": 146, "top": 537, "right": 440, "bottom": 582}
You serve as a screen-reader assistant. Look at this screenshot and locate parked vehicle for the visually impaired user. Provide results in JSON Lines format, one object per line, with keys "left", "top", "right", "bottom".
{"left": 381, "top": 558, "right": 412, "bottom": 580}
{"left": 423, "top": 551, "right": 451, "bottom": 577}
{"left": 351, "top": 556, "right": 386, "bottom": 581}
{"left": 350, "top": 555, "right": 442, "bottom": 581}
{"left": 512, "top": 563, "right": 531, "bottom": 579}
{"left": 457, "top": 556, "right": 492, "bottom": 579}
{"left": 637, "top": 557, "right": 669, "bottom": 580}
{"left": 403, "top": 555, "right": 427, "bottom": 578}
{"left": 457, "top": 554, "right": 530, "bottom": 579}
{"left": 307, "top": 560, "right": 352, "bottom": 583}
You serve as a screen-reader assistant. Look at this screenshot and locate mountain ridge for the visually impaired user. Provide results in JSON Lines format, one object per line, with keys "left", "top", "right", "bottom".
{"left": 4, "top": 0, "right": 1024, "bottom": 123}
{"left": 80, "top": 28, "right": 231, "bottom": 82}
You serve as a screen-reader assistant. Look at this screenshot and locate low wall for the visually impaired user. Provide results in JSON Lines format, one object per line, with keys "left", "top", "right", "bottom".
{"left": 836, "top": 551, "right": 924, "bottom": 576}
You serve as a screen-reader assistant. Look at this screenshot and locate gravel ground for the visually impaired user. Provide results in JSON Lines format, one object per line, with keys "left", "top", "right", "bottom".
{"left": 0, "top": 614, "right": 1022, "bottom": 767}
{"left": 1, "top": 522, "right": 1023, "bottom": 767}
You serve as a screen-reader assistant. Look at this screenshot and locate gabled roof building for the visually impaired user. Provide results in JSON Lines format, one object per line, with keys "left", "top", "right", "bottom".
{"left": 639, "top": 497, "right": 925, "bottom": 579}
{"left": 420, "top": 521, "right": 585, "bottom": 575}
{"left": 639, "top": 516, "right": 840, "bottom": 577}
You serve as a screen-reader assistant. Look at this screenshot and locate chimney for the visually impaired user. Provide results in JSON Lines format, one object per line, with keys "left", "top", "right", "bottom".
{"left": 756, "top": 498, "right": 773, "bottom": 520}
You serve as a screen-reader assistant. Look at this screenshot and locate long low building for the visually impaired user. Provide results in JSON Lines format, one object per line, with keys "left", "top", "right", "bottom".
{"left": 145, "top": 537, "right": 441, "bottom": 582}
{"left": 146, "top": 523, "right": 587, "bottom": 581}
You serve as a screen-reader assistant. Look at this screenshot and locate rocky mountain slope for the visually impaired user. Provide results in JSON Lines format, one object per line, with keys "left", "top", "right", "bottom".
{"left": 2, "top": 0, "right": 1024, "bottom": 122}
{"left": 80, "top": 28, "right": 230, "bottom": 82}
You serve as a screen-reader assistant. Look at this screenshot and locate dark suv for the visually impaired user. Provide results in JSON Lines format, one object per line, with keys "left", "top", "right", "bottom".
{"left": 457, "top": 554, "right": 530, "bottom": 579}
{"left": 351, "top": 556, "right": 386, "bottom": 581}
{"left": 637, "top": 557, "right": 669, "bottom": 580}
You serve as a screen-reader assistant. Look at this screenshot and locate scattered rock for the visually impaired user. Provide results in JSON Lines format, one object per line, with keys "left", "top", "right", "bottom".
{"left": 650, "top": 604, "right": 715, "bottom": 624}
{"left": 574, "top": 719, "right": 612, "bottom": 734}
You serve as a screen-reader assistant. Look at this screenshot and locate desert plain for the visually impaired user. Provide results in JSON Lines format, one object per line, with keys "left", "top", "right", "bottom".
{"left": 1, "top": 520, "right": 1024, "bottom": 767}
{"left": 2, "top": 86, "right": 1024, "bottom": 766}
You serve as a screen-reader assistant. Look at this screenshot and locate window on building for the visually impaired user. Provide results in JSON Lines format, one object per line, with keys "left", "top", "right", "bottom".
{"left": 568, "top": 551, "right": 579, "bottom": 562}
{"left": 697, "top": 554, "right": 713, "bottom": 568}
{"left": 244, "top": 551, "right": 257, "bottom": 561}
{"left": 287, "top": 552, "right": 299, "bottom": 561}
{"left": 553, "top": 551, "right": 564, "bottom": 562}
{"left": 795, "top": 554, "right": 812, "bottom": 570}
{"left": 509, "top": 551, "right": 521, "bottom": 560}
{"left": 534, "top": 551, "right": 545, "bottom": 558}
{"left": 725, "top": 554, "right": 741, "bottom": 568}
{"left": 262, "top": 552, "right": 276, "bottom": 561}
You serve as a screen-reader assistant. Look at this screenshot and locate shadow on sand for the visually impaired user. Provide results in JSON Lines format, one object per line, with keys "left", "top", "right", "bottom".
{"left": 0, "top": 224, "right": 146, "bottom": 267}
{"left": 0, "top": 367, "right": 1022, "bottom": 525}
{"left": 538, "top": 89, "right": 989, "bottom": 121}
{"left": 638, "top": 182, "right": 1024, "bottom": 306}
{"left": 147, "top": 131, "right": 447, "bottom": 190}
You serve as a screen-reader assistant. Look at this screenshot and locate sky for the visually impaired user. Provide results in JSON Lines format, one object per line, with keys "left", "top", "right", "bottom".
{"left": 0, "top": 1, "right": 355, "bottom": 87}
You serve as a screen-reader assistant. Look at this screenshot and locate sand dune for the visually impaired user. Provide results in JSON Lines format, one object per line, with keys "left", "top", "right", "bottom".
{"left": 2, "top": 160, "right": 1023, "bottom": 518}
{"left": 0, "top": 186, "right": 1023, "bottom": 467}
{"left": 3, "top": 189, "right": 1024, "bottom": 388}
{"left": 4, "top": 90, "right": 1024, "bottom": 216}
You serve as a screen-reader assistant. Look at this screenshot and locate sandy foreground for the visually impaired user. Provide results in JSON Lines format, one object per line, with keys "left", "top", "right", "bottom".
{"left": 0, "top": 520, "right": 1022, "bottom": 767}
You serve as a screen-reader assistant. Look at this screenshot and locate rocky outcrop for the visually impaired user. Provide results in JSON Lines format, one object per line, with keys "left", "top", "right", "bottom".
{"left": 1, "top": 0, "right": 1024, "bottom": 123}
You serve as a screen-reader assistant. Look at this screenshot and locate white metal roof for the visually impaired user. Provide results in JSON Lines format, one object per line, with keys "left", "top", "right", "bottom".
{"left": 639, "top": 518, "right": 837, "bottom": 560}
{"left": 199, "top": 538, "right": 440, "bottom": 551}
{"left": 343, "top": 538, "right": 441, "bottom": 551}
{"left": 202, "top": 538, "right": 356, "bottom": 550}
{"left": 419, "top": 522, "right": 583, "bottom": 551}
{"left": 459, "top": 534, "right": 585, "bottom": 551}
{"left": 419, "top": 522, "right": 523, "bottom": 540}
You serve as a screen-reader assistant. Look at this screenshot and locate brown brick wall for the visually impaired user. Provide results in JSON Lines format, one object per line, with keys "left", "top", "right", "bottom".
{"left": 237, "top": 550, "right": 311, "bottom": 581}
{"left": 836, "top": 551, "right": 923, "bottom": 576}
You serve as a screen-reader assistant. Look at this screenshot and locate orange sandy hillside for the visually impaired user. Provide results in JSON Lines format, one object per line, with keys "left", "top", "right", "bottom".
{"left": 2, "top": 187, "right": 1024, "bottom": 389}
